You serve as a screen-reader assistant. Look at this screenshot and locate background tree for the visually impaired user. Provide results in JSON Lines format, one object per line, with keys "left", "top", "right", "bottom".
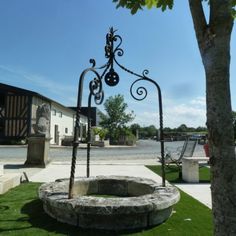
{"left": 92, "top": 127, "right": 108, "bottom": 141}
{"left": 113, "top": 0, "right": 236, "bottom": 235}
{"left": 130, "top": 123, "right": 141, "bottom": 137}
{"left": 176, "top": 124, "right": 188, "bottom": 133}
{"left": 146, "top": 125, "right": 157, "bottom": 137}
{"left": 99, "top": 94, "right": 135, "bottom": 141}
{"left": 195, "top": 126, "right": 208, "bottom": 132}
{"left": 137, "top": 125, "right": 158, "bottom": 139}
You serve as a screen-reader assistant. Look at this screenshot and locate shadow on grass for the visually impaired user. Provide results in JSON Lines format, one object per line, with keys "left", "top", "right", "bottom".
{"left": 146, "top": 165, "right": 211, "bottom": 184}
{"left": 21, "top": 199, "right": 115, "bottom": 236}
{"left": 21, "top": 199, "right": 152, "bottom": 236}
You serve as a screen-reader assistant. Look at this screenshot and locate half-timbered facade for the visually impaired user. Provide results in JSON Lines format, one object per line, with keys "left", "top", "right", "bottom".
{"left": 0, "top": 83, "right": 36, "bottom": 140}
{"left": 0, "top": 83, "right": 88, "bottom": 145}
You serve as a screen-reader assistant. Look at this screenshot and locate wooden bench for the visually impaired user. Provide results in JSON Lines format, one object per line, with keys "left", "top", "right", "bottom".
{"left": 182, "top": 157, "right": 209, "bottom": 183}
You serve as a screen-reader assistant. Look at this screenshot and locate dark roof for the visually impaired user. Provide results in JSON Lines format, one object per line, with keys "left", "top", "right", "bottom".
{"left": 0, "top": 83, "right": 75, "bottom": 114}
{"left": 0, "top": 83, "right": 50, "bottom": 101}
{"left": 69, "top": 106, "right": 101, "bottom": 112}
{"left": 69, "top": 106, "right": 102, "bottom": 126}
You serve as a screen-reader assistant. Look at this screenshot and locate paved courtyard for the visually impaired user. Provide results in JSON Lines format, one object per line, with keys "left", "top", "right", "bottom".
{"left": 0, "top": 140, "right": 211, "bottom": 208}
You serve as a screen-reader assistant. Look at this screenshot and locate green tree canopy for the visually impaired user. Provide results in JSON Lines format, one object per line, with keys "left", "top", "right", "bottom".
{"left": 113, "top": 0, "right": 236, "bottom": 16}
{"left": 99, "top": 94, "right": 135, "bottom": 140}
{"left": 176, "top": 124, "right": 188, "bottom": 133}
{"left": 130, "top": 123, "right": 141, "bottom": 135}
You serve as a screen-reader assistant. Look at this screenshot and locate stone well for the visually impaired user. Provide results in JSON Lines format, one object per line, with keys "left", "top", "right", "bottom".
{"left": 39, "top": 176, "right": 180, "bottom": 231}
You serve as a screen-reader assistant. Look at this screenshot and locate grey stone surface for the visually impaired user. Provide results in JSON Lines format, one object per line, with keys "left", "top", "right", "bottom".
{"left": 25, "top": 136, "right": 50, "bottom": 167}
{"left": 39, "top": 175, "right": 180, "bottom": 230}
{"left": 73, "top": 179, "right": 98, "bottom": 196}
{"left": 128, "top": 181, "right": 154, "bottom": 196}
{"left": 0, "top": 173, "right": 21, "bottom": 194}
{"left": 182, "top": 157, "right": 209, "bottom": 183}
{"left": 33, "top": 103, "right": 50, "bottom": 138}
{"left": 98, "top": 178, "right": 128, "bottom": 196}
{"left": 0, "top": 164, "right": 3, "bottom": 176}
{"left": 148, "top": 206, "right": 173, "bottom": 226}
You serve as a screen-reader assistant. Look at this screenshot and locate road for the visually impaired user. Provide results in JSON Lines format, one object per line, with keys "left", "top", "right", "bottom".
{"left": 0, "top": 140, "right": 206, "bottom": 162}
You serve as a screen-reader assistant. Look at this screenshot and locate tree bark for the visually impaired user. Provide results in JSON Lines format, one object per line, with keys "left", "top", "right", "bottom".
{"left": 189, "top": 0, "right": 236, "bottom": 235}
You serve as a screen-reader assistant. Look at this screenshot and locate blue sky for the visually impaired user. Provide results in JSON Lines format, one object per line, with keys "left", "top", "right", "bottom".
{"left": 0, "top": 0, "right": 235, "bottom": 128}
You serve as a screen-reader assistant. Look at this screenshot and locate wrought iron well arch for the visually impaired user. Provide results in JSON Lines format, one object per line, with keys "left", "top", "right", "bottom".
{"left": 69, "top": 28, "right": 165, "bottom": 198}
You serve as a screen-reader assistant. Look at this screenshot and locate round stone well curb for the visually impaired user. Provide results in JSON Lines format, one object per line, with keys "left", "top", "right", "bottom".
{"left": 38, "top": 175, "right": 180, "bottom": 230}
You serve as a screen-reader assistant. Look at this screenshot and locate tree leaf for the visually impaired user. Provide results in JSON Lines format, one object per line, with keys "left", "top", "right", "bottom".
{"left": 131, "top": 2, "right": 141, "bottom": 14}
{"left": 156, "top": 0, "right": 173, "bottom": 11}
{"left": 232, "top": 8, "right": 236, "bottom": 18}
{"left": 145, "top": 0, "right": 156, "bottom": 9}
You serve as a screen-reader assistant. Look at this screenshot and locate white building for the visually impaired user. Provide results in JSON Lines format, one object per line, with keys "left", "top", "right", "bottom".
{"left": 50, "top": 102, "right": 88, "bottom": 145}
{"left": 0, "top": 83, "right": 88, "bottom": 145}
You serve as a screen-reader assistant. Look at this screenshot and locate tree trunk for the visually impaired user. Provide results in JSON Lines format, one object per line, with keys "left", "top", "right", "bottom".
{"left": 206, "top": 42, "right": 236, "bottom": 235}
{"left": 189, "top": 1, "right": 236, "bottom": 235}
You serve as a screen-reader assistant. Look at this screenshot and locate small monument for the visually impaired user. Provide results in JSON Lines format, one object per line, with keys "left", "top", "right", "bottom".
{"left": 25, "top": 103, "right": 51, "bottom": 167}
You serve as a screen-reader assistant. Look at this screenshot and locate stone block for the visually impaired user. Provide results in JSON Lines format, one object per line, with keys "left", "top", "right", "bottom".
{"left": 182, "top": 160, "right": 199, "bottom": 182}
{"left": 0, "top": 173, "right": 21, "bottom": 194}
{"left": 78, "top": 213, "right": 148, "bottom": 230}
{"left": 98, "top": 179, "right": 128, "bottom": 196}
{"left": 44, "top": 203, "right": 77, "bottom": 226}
{"left": 73, "top": 179, "right": 98, "bottom": 196}
{"left": 0, "top": 164, "right": 3, "bottom": 176}
{"left": 182, "top": 157, "right": 208, "bottom": 183}
{"left": 128, "top": 182, "right": 153, "bottom": 196}
{"left": 148, "top": 206, "right": 173, "bottom": 226}
{"left": 25, "top": 136, "right": 51, "bottom": 167}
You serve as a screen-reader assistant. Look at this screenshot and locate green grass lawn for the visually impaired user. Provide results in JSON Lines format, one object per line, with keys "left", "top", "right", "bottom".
{"left": 146, "top": 165, "right": 211, "bottom": 183}
{"left": 0, "top": 182, "right": 213, "bottom": 235}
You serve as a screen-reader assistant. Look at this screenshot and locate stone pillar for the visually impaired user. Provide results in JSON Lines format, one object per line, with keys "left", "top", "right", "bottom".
{"left": 0, "top": 164, "right": 21, "bottom": 194}
{"left": 182, "top": 159, "right": 200, "bottom": 183}
{"left": 25, "top": 135, "right": 51, "bottom": 168}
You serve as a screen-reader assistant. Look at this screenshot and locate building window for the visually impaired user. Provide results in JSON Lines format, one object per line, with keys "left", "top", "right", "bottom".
{"left": 52, "top": 109, "right": 56, "bottom": 116}
{"left": 58, "top": 112, "right": 62, "bottom": 118}
{"left": 65, "top": 128, "right": 68, "bottom": 134}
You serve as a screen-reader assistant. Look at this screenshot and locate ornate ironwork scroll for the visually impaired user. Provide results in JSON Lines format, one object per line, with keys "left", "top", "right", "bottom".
{"left": 68, "top": 28, "right": 166, "bottom": 198}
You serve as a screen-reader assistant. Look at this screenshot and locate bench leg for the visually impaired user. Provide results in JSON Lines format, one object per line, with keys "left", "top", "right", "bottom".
{"left": 182, "top": 160, "right": 199, "bottom": 183}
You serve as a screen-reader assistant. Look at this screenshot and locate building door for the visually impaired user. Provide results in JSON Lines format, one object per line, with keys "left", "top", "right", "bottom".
{"left": 54, "top": 125, "right": 59, "bottom": 145}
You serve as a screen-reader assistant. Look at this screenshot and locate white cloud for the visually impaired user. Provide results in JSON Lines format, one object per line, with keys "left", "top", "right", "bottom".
{"left": 190, "top": 97, "right": 206, "bottom": 107}
{"left": 133, "top": 111, "right": 159, "bottom": 127}
{"left": 131, "top": 96, "right": 206, "bottom": 128}
{"left": 163, "top": 96, "right": 206, "bottom": 128}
